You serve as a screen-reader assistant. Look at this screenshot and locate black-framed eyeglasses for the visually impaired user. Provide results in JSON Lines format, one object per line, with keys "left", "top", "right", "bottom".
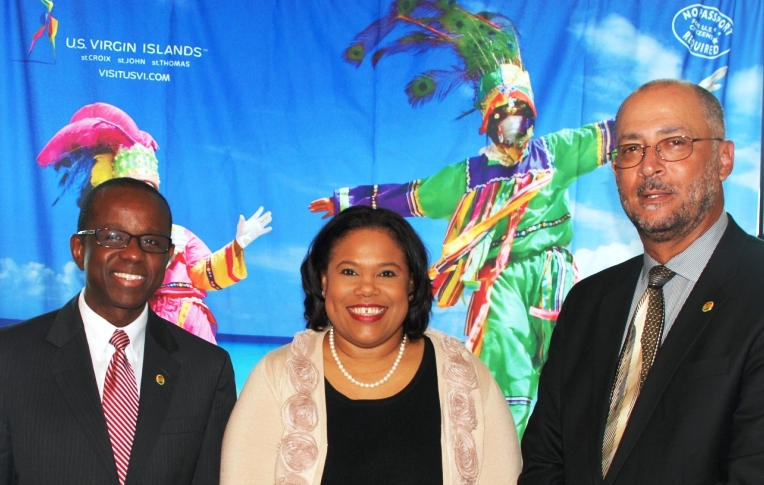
{"left": 610, "top": 135, "right": 724, "bottom": 169}
{"left": 76, "top": 228, "right": 172, "bottom": 254}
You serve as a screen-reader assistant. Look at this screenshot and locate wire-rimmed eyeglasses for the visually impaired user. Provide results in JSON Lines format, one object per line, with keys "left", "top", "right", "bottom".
{"left": 610, "top": 135, "right": 723, "bottom": 169}
{"left": 76, "top": 228, "right": 172, "bottom": 254}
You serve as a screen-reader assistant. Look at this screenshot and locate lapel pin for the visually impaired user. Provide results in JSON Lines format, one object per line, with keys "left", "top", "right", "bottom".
{"left": 702, "top": 301, "right": 714, "bottom": 312}
{"left": 156, "top": 374, "right": 165, "bottom": 385}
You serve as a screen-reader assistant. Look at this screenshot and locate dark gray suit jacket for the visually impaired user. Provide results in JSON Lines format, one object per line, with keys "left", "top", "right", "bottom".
{"left": 0, "top": 296, "right": 236, "bottom": 484}
{"left": 520, "top": 217, "right": 764, "bottom": 484}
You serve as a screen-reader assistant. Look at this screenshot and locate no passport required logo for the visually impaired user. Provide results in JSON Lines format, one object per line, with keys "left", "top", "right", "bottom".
{"left": 673, "top": 4, "right": 733, "bottom": 59}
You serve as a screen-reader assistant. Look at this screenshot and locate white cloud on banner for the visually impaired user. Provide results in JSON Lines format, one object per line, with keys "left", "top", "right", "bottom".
{"left": 727, "top": 142, "right": 762, "bottom": 192}
{"left": 728, "top": 66, "right": 764, "bottom": 117}
{"left": 569, "top": 201, "right": 637, "bottom": 242}
{"left": 0, "top": 259, "right": 83, "bottom": 308}
{"left": 568, "top": 201, "right": 640, "bottom": 278}
{"left": 571, "top": 14, "right": 682, "bottom": 95}
{"left": 246, "top": 245, "right": 306, "bottom": 275}
{"left": 574, "top": 239, "right": 643, "bottom": 280}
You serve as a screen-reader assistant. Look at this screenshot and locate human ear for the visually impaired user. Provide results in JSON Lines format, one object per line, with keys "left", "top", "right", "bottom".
{"left": 70, "top": 235, "right": 85, "bottom": 270}
{"left": 717, "top": 140, "right": 734, "bottom": 182}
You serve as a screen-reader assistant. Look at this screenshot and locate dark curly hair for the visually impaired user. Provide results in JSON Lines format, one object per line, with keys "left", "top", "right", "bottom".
{"left": 300, "top": 206, "right": 433, "bottom": 339}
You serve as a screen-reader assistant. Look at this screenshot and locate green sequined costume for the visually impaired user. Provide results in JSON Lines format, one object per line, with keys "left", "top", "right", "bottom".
{"left": 331, "top": 120, "right": 614, "bottom": 436}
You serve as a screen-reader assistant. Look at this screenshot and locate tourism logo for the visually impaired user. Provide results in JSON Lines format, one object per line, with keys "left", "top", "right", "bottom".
{"left": 672, "top": 4, "right": 733, "bottom": 59}
{"left": 28, "top": 0, "right": 58, "bottom": 60}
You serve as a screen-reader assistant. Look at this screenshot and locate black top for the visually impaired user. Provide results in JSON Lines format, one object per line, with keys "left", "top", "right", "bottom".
{"left": 321, "top": 336, "right": 443, "bottom": 485}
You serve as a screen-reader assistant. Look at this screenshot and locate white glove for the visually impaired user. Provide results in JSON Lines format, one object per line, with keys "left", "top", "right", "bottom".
{"left": 235, "top": 207, "right": 273, "bottom": 248}
{"left": 170, "top": 225, "right": 188, "bottom": 254}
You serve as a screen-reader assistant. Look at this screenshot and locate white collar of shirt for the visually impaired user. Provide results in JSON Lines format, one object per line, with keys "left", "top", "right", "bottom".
{"left": 79, "top": 290, "right": 147, "bottom": 399}
{"left": 624, "top": 212, "right": 729, "bottom": 346}
{"left": 641, "top": 211, "right": 728, "bottom": 282}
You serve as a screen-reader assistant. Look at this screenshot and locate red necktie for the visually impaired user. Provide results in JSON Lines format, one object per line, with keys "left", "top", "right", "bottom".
{"left": 103, "top": 330, "right": 139, "bottom": 485}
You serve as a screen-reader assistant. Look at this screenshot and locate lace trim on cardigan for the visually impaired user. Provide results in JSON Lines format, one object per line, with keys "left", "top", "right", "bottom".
{"left": 440, "top": 333, "right": 481, "bottom": 484}
{"left": 277, "top": 331, "right": 319, "bottom": 483}
{"left": 275, "top": 330, "right": 483, "bottom": 484}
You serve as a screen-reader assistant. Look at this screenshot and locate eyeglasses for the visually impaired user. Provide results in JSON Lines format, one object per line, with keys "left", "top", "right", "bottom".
{"left": 610, "top": 136, "right": 723, "bottom": 169}
{"left": 76, "top": 228, "right": 172, "bottom": 254}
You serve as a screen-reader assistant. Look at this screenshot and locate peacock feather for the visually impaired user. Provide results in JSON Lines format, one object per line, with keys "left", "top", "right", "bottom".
{"left": 405, "top": 69, "right": 467, "bottom": 107}
{"left": 344, "top": 43, "right": 366, "bottom": 66}
{"left": 344, "top": 0, "right": 523, "bottom": 110}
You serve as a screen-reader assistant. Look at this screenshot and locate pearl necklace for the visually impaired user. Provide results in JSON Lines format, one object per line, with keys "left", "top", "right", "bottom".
{"left": 328, "top": 326, "right": 407, "bottom": 389}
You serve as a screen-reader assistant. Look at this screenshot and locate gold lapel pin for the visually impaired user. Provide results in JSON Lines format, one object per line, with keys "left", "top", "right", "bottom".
{"left": 156, "top": 374, "right": 165, "bottom": 385}
{"left": 702, "top": 301, "right": 714, "bottom": 312}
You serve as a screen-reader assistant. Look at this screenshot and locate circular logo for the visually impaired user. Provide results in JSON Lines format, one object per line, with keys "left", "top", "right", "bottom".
{"left": 672, "top": 4, "right": 733, "bottom": 59}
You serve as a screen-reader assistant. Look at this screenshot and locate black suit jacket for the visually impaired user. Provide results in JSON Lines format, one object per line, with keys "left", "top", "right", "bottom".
{"left": 0, "top": 296, "right": 236, "bottom": 484}
{"left": 520, "top": 217, "right": 764, "bottom": 484}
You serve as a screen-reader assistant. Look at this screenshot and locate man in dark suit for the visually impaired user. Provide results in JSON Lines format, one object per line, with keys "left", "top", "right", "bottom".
{"left": 519, "top": 79, "right": 764, "bottom": 483}
{"left": 0, "top": 177, "right": 236, "bottom": 484}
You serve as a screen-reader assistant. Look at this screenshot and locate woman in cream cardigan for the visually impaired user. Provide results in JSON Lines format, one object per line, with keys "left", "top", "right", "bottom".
{"left": 221, "top": 206, "right": 521, "bottom": 484}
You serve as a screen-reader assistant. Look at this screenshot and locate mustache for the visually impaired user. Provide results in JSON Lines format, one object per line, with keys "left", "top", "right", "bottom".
{"left": 635, "top": 177, "right": 675, "bottom": 197}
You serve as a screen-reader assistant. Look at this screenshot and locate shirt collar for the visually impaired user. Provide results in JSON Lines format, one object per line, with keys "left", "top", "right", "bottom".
{"left": 641, "top": 211, "right": 728, "bottom": 283}
{"left": 78, "top": 289, "right": 148, "bottom": 362}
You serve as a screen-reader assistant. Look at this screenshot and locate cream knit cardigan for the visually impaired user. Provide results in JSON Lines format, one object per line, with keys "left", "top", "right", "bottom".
{"left": 221, "top": 327, "right": 521, "bottom": 484}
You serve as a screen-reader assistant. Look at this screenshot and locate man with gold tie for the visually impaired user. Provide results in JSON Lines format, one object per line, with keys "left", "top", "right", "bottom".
{"left": 0, "top": 177, "right": 236, "bottom": 484}
{"left": 519, "top": 79, "right": 764, "bottom": 483}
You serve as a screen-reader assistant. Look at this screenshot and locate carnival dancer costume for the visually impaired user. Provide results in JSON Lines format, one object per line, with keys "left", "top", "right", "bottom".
{"left": 311, "top": 0, "right": 614, "bottom": 436}
{"left": 37, "top": 103, "right": 272, "bottom": 344}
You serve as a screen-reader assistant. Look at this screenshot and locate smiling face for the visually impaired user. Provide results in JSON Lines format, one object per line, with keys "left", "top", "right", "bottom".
{"left": 321, "top": 228, "right": 412, "bottom": 350}
{"left": 71, "top": 185, "right": 173, "bottom": 327}
{"left": 613, "top": 83, "right": 734, "bottom": 257}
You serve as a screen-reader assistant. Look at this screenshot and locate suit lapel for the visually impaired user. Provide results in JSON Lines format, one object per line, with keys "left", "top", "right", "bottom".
{"left": 588, "top": 258, "right": 642, "bottom": 484}
{"left": 46, "top": 297, "right": 119, "bottom": 483}
{"left": 126, "top": 313, "right": 180, "bottom": 484}
{"left": 604, "top": 220, "right": 745, "bottom": 483}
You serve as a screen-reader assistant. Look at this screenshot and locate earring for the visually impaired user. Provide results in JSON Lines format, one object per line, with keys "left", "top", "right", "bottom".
{"left": 322, "top": 289, "right": 325, "bottom": 298}
{"left": 408, "top": 294, "right": 413, "bottom": 301}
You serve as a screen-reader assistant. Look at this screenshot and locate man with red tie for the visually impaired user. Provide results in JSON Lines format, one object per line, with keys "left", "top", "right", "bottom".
{"left": 0, "top": 177, "right": 236, "bottom": 484}
{"left": 520, "top": 80, "right": 764, "bottom": 483}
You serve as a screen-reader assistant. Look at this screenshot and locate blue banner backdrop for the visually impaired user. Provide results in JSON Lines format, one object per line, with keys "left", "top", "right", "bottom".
{"left": 2, "top": 1, "right": 763, "bottom": 407}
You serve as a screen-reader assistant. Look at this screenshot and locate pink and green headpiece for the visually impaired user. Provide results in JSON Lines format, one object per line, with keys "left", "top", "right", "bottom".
{"left": 37, "top": 103, "right": 160, "bottom": 200}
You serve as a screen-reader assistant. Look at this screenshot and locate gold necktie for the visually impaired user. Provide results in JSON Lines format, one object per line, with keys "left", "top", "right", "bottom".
{"left": 602, "top": 265, "right": 675, "bottom": 476}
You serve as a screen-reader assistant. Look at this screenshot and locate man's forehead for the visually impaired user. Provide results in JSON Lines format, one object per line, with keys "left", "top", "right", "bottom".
{"left": 616, "top": 88, "right": 705, "bottom": 141}
{"left": 96, "top": 185, "right": 153, "bottom": 206}
{"left": 617, "top": 125, "right": 691, "bottom": 142}
{"left": 92, "top": 187, "right": 170, "bottom": 227}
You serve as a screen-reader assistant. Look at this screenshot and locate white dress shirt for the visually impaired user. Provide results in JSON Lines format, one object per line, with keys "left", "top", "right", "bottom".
{"left": 78, "top": 290, "right": 147, "bottom": 399}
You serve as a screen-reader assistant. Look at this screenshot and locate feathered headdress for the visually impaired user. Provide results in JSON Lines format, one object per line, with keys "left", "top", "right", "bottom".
{"left": 37, "top": 103, "right": 160, "bottom": 204}
{"left": 344, "top": 0, "right": 534, "bottom": 134}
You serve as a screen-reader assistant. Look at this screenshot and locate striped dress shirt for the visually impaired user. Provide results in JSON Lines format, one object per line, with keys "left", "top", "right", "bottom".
{"left": 624, "top": 211, "right": 728, "bottom": 345}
